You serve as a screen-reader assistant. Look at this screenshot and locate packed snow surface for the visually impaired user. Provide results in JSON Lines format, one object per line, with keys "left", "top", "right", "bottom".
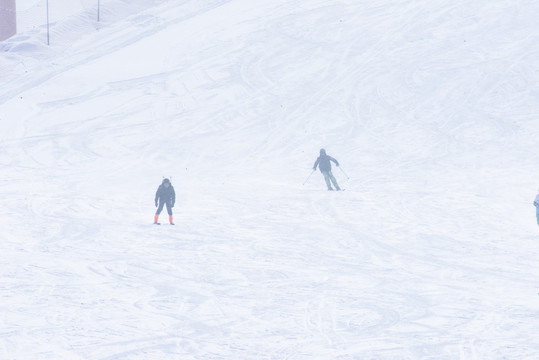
{"left": 1, "top": 0, "right": 539, "bottom": 359}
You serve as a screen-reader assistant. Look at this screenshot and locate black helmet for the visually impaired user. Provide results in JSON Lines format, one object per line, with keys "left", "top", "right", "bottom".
{"left": 320, "top": 148, "right": 326, "bottom": 155}
{"left": 162, "top": 178, "right": 171, "bottom": 184}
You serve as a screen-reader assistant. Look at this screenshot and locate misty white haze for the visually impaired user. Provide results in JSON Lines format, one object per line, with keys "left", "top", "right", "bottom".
{"left": 1, "top": 0, "right": 539, "bottom": 359}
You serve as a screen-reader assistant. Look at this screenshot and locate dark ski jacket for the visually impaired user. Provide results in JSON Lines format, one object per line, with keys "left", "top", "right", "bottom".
{"left": 155, "top": 181, "right": 175, "bottom": 206}
{"left": 313, "top": 149, "right": 339, "bottom": 172}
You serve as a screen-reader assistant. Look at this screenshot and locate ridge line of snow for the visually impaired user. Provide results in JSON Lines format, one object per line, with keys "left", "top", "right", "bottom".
{"left": 0, "top": 0, "right": 231, "bottom": 106}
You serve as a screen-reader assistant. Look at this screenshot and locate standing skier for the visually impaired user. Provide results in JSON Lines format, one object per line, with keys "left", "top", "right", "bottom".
{"left": 154, "top": 178, "right": 175, "bottom": 225}
{"left": 313, "top": 148, "right": 341, "bottom": 191}
{"left": 534, "top": 189, "right": 539, "bottom": 226}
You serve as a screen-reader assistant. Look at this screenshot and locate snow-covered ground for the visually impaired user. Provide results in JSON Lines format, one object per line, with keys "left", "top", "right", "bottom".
{"left": 1, "top": 0, "right": 539, "bottom": 358}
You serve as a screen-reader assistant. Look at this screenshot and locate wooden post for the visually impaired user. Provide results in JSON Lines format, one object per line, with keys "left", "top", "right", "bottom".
{"left": 0, "top": 0, "right": 16, "bottom": 41}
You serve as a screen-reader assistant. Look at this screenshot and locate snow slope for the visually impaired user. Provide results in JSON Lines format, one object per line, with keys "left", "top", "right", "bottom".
{"left": 1, "top": 0, "right": 539, "bottom": 358}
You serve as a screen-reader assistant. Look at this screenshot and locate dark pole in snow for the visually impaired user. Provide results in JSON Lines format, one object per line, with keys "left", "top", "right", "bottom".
{"left": 338, "top": 166, "right": 350, "bottom": 179}
{"left": 97, "top": 0, "right": 100, "bottom": 22}
{"left": 303, "top": 170, "right": 315, "bottom": 185}
{"left": 46, "top": 0, "right": 50, "bottom": 45}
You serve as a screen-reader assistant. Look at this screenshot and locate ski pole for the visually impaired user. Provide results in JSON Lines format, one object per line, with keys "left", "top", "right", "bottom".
{"left": 338, "top": 166, "right": 350, "bottom": 179}
{"left": 303, "top": 170, "right": 315, "bottom": 185}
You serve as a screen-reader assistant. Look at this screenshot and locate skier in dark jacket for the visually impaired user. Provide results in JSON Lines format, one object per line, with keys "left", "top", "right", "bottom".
{"left": 154, "top": 178, "right": 176, "bottom": 225}
{"left": 313, "top": 149, "right": 341, "bottom": 191}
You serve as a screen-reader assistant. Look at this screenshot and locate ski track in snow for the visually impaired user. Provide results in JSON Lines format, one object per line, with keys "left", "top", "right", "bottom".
{"left": 1, "top": 0, "right": 539, "bottom": 359}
